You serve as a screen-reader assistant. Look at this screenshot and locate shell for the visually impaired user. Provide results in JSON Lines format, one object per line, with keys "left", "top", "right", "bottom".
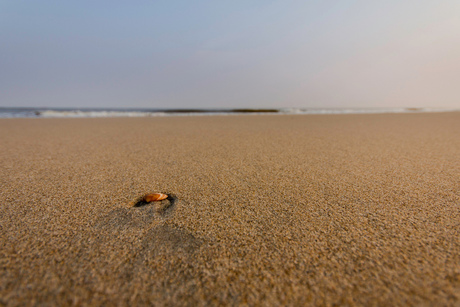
{"left": 144, "top": 193, "right": 168, "bottom": 202}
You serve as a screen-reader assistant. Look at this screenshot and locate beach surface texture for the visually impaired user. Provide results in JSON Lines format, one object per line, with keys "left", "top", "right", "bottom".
{"left": 1, "top": 113, "right": 459, "bottom": 305}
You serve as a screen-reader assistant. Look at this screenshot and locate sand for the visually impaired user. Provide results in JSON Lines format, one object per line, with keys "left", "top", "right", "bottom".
{"left": 0, "top": 112, "right": 459, "bottom": 306}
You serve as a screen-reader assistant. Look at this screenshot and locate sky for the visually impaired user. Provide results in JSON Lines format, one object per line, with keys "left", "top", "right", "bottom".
{"left": 1, "top": 1, "right": 460, "bottom": 109}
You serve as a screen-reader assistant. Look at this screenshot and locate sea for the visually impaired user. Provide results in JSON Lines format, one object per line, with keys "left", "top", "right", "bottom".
{"left": 0, "top": 107, "right": 458, "bottom": 118}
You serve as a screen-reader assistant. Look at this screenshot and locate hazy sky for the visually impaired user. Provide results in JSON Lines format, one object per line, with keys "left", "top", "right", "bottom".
{"left": 1, "top": 1, "right": 460, "bottom": 109}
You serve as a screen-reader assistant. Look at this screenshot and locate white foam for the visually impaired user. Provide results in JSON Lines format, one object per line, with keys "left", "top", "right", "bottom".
{"left": 39, "top": 110, "right": 162, "bottom": 118}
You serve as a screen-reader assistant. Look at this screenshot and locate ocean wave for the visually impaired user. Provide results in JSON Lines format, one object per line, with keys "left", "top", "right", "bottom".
{"left": 0, "top": 107, "right": 458, "bottom": 118}
{"left": 38, "top": 110, "right": 162, "bottom": 118}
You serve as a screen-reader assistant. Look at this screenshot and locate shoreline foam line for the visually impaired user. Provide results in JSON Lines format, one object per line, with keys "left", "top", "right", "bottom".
{"left": 0, "top": 107, "right": 459, "bottom": 118}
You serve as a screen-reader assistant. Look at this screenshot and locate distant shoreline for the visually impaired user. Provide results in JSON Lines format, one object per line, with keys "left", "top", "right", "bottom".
{"left": 0, "top": 107, "right": 459, "bottom": 118}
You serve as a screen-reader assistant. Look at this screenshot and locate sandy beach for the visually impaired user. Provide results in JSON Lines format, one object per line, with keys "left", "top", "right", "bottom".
{"left": 0, "top": 112, "right": 459, "bottom": 306}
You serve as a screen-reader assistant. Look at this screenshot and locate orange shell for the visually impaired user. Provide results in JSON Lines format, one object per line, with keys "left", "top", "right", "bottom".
{"left": 144, "top": 193, "right": 168, "bottom": 202}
